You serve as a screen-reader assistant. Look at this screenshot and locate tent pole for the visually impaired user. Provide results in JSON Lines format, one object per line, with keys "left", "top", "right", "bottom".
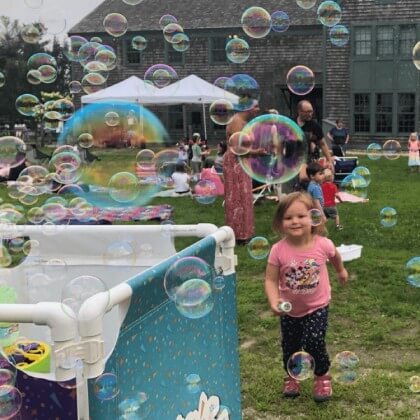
{"left": 183, "top": 105, "right": 187, "bottom": 139}
{"left": 202, "top": 103, "right": 207, "bottom": 141}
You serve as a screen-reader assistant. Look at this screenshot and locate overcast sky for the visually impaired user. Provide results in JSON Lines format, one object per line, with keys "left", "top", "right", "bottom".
{"left": 0, "top": 0, "right": 104, "bottom": 41}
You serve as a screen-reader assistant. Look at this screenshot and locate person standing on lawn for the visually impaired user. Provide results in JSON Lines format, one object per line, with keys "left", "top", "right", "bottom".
{"left": 223, "top": 101, "right": 260, "bottom": 245}
{"left": 265, "top": 192, "right": 348, "bottom": 402}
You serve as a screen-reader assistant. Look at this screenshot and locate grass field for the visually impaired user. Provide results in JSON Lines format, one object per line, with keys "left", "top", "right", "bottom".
{"left": 1, "top": 148, "right": 420, "bottom": 419}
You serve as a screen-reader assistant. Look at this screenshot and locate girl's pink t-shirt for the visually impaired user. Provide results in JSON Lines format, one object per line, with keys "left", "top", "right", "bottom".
{"left": 268, "top": 235, "right": 336, "bottom": 317}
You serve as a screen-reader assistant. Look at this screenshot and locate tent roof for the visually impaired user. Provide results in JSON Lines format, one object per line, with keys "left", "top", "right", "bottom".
{"left": 153, "top": 74, "right": 239, "bottom": 105}
{"left": 81, "top": 75, "right": 159, "bottom": 104}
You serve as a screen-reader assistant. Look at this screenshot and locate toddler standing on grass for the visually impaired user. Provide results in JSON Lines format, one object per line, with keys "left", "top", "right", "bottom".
{"left": 408, "top": 132, "right": 420, "bottom": 172}
{"left": 306, "top": 162, "right": 327, "bottom": 223}
{"left": 321, "top": 169, "right": 343, "bottom": 230}
{"left": 265, "top": 192, "right": 348, "bottom": 402}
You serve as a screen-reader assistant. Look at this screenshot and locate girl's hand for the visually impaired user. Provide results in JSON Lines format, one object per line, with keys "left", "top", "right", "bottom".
{"left": 337, "top": 268, "right": 349, "bottom": 287}
{"left": 270, "top": 298, "right": 289, "bottom": 316}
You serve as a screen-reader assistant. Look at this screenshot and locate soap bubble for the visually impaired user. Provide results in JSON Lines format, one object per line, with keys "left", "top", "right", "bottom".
{"left": 309, "top": 208, "right": 323, "bottom": 226}
{"left": 409, "top": 375, "right": 420, "bottom": 393}
{"left": 0, "top": 355, "right": 16, "bottom": 389}
{"left": 58, "top": 102, "right": 167, "bottom": 207}
{"left": 331, "top": 351, "right": 360, "bottom": 385}
{"left": 225, "top": 74, "right": 260, "bottom": 112}
{"left": 296, "top": 0, "right": 317, "bottom": 10}
{"left": 241, "top": 6, "right": 272, "bottom": 39}
{"left": 78, "top": 41, "right": 100, "bottom": 65}
{"left": 286, "top": 65, "right": 315, "bottom": 96}
{"left": 38, "top": 64, "right": 57, "bottom": 84}
{"left": 366, "top": 143, "right": 382, "bottom": 160}
{"left": 27, "top": 69, "right": 41, "bottom": 85}
{"left": 247, "top": 236, "right": 270, "bottom": 259}
{"left": 383, "top": 140, "right": 401, "bottom": 160}
{"left": 123, "top": 0, "right": 143, "bottom": 4}
{"left": 380, "top": 207, "right": 397, "bottom": 228}
{"left": 185, "top": 373, "right": 201, "bottom": 394}
{"left": 163, "top": 23, "right": 184, "bottom": 43}
{"left": 164, "top": 256, "right": 213, "bottom": 301}
{"left": 103, "top": 241, "right": 136, "bottom": 265}
{"left": 15, "top": 94, "right": 40, "bottom": 117}
{"left": 81, "top": 73, "right": 107, "bottom": 94}
{"left": 159, "top": 14, "right": 178, "bottom": 29}
{"left": 0, "top": 386, "right": 22, "bottom": 418}
{"left": 287, "top": 351, "right": 315, "bottom": 381}
{"left": 213, "top": 275, "right": 225, "bottom": 290}
{"left": 90, "top": 36, "right": 102, "bottom": 43}
{"left": 0, "top": 72, "right": 5, "bottom": 88}
{"left": 104, "top": 111, "right": 120, "bottom": 127}
{"left": 226, "top": 38, "right": 250, "bottom": 64}
{"left": 352, "top": 166, "right": 371, "bottom": 186}
{"left": 94, "top": 373, "right": 119, "bottom": 400}
{"left": 131, "top": 35, "right": 147, "bottom": 51}
{"left": 21, "top": 24, "right": 41, "bottom": 44}
{"left": 413, "top": 41, "right": 420, "bottom": 70}
{"left": 78, "top": 133, "right": 94, "bottom": 148}
{"left": 317, "top": 1, "right": 342, "bottom": 27}
{"left": 238, "top": 114, "right": 306, "bottom": 184}
{"left": 194, "top": 180, "right": 217, "bottom": 204}
{"left": 271, "top": 11, "right": 290, "bottom": 33}
{"left": 405, "top": 257, "right": 420, "bottom": 288}
{"left": 329, "top": 24, "right": 350, "bottom": 47}
{"left": 95, "top": 48, "right": 117, "bottom": 71}
{"left": 209, "top": 99, "right": 235, "bottom": 125}
{"left": 228, "top": 131, "right": 252, "bottom": 156}
{"left": 108, "top": 172, "right": 139, "bottom": 203}
{"left": 103, "top": 13, "right": 128, "bottom": 37}
{"left": 136, "top": 149, "right": 155, "bottom": 169}
{"left": 118, "top": 392, "right": 150, "bottom": 419}
{"left": 63, "top": 35, "right": 88, "bottom": 62}
{"left": 213, "top": 76, "right": 229, "bottom": 90}
{"left": 52, "top": 99, "right": 75, "bottom": 121}
{"left": 0, "top": 137, "right": 27, "bottom": 168}
{"left": 174, "top": 278, "right": 214, "bottom": 319}
{"left": 171, "top": 33, "right": 190, "bottom": 52}
{"left": 69, "top": 81, "right": 82, "bottom": 94}
{"left": 144, "top": 64, "right": 177, "bottom": 88}
{"left": 27, "top": 52, "right": 57, "bottom": 70}
{"left": 61, "top": 275, "right": 110, "bottom": 320}
{"left": 340, "top": 174, "right": 368, "bottom": 198}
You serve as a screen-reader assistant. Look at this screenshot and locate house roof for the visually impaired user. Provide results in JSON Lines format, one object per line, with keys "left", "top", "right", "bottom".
{"left": 69, "top": 0, "right": 319, "bottom": 35}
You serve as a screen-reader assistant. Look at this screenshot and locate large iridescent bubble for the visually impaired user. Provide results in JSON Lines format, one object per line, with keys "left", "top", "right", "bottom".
{"left": 103, "top": 13, "right": 128, "bottom": 37}
{"left": 225, "top": 74, "right": 260, "bottom": 112}
{"left": 241, "top": 7, "right": 272, "bottom": 39}
{"left": 238, "top": 114, "right": 306, "bottom": 184}
{"left": 286, "top": 66, "right": 315, "bottom": 96}
{"left": 57, "top": 102, "right": 168, "bottom": 208}
{"left": 225, "top": 38, "right": 250, "bottom": 64}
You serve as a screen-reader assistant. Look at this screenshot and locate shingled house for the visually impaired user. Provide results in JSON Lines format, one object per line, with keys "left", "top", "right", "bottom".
{"left": 69, "top": 0, "right": 420, "bottom": 145}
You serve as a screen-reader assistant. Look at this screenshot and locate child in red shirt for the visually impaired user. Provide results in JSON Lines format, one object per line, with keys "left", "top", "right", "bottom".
{"left": 321, "top": 169, "right": 343, "bottom": 230}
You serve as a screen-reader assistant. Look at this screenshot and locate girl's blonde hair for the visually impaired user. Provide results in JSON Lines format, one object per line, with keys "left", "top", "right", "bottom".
{"left": 272, "top": 192, "right": 326, "bottom": 236}
{"left": 409, "top": 132, "right": 418, "bottom": 141}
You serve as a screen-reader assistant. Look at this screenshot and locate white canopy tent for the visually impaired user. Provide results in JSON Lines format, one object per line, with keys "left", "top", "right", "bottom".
{"left": 81, "top": 75, "right": 159, "bottom": 104}
{"left": 81, "top": 74, "right": 239, "bottom": 139}
{"left": 153, "top": 75, "right": 239, "bottom": 139}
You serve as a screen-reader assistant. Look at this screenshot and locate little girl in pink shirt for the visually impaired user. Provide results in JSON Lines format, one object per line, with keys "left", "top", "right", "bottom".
{"left": 265, "top": 192, "right": 348, "bottom": 402}
{"left": 408, "top": 132, "right": 420, "bottom": 172}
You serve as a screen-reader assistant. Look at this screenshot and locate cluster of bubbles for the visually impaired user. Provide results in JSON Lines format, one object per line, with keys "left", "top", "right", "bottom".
{"left": 159, "top": 14, "right": 190, "bottom": 53}
{"left": 330, "top": 351, "right": 360, "bottom": 385}
{"left": 366, "top": 140, "right": 402, "bottom": 161}
{"left": 340, "top": 165, "right": 371, "bottom": 199}
{"left": 287, "top": 351, "right": 315, "bottom": 381}
{"left": 164, "top": 256, "right": 215, "bottom": 319}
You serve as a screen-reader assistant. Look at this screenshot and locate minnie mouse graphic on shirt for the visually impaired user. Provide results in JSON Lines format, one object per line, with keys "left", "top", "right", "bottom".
{"left": 284, "top": 258, "right": 320, "bottom": 294}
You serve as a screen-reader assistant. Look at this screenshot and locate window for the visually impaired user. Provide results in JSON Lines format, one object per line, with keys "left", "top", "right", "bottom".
{"left": 354, "top": 27, "right": 372, "bottom": 56}
{"left": 168, "top": 105, "right": 183, "bottom": 130}
{"left": 399, "top": 25, "right": 416, "bottom": 55}
{"left": 354, "top": 94, "right": 370, "bottom": 132}
{"left": 377, "top": 26, "right": 394, "bottom": 56}
{"left": 125, "top": 40, "right": 142, "bottom": 65}
{"left": 398, "top": 93, "right": 415, "bottom": 133}
{"left": 210, "top": 37, "right": 228, "bottom": 64}
{"left": 376, "top": 93, "right": 393, "bottom": 133}
{"left": 165, "top": 44, "right": 184, "bottom": 65}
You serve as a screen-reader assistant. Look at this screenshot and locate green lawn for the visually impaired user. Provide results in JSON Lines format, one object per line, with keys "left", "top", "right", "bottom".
{"left": 2, "top": 149, "right": 419, "bottom": 419}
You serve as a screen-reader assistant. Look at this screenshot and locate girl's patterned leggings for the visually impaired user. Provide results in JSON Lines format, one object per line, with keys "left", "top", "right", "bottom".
{"left": 280, "top": 305, "right": 330, "bottom": 377}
